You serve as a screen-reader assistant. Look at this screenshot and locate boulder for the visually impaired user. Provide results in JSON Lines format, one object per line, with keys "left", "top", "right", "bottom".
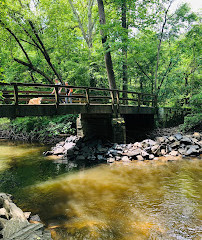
{"left": 168, "top": 136, "right": 176, "bottom": 142}
{"left": 156, "top": 136, "right": 167, "bottom": 143}
{"left": 126, "top": 149, "right": 141, "bottom": 157}
{"left": 180, "top": 136, "right": 192, "bottom": 145}
{"left": 63, "top": 142, "right": 75, "bottom": 151}
{"left": 53, "top": 147, "right": 65, "bottom": 155}
{"left": 170, "top": 141, "right": 180, "bottom": 149}
{"left": 107, "top": 157, "right": 115, "bottom": 163}
{"left": 141, "top": 150, "right": 149, "bottom": 158}
{"left": 121, "top": 156, "right": 130, "bottom": 162}
{"left": 136, "top": 155, "right": 144, "bottom": 161}
{"left": 149, "top": 154, "right": 155, "bottom": 160}
{"left": 169, "top": 150, "right": 178, "bottom": 156}
{"left": 193, "top": 132, "right": 201, "bottom": 140}
{"left": 185, "top": 145, "right": 200, "bottom": 156}
{"left": 133, "top": 142, "right": 142, "bottom": 148}
{"left": 174, "top": 133, "right": 183, "bottom": 141}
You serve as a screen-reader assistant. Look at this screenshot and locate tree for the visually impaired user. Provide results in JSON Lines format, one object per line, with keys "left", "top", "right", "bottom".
{"left": 97, "top": 0, "right": 117, "bottom": 89}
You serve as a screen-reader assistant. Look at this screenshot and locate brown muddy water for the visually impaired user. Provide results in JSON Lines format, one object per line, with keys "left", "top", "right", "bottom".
{"left": 0, "top": 140, "right": 201, "bottom": 240}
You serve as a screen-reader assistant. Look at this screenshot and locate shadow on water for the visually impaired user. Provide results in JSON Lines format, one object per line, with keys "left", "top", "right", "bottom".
{"left": 0, "top": 140, "right": 99, "bottom": 206}
{"left": 0, "top": 140, "right": 202, "bottom": 240}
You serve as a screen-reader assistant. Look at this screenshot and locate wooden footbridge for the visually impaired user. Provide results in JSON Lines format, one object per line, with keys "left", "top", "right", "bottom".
{"left": 0, "top": 82, "right": 157, "bottom": 118}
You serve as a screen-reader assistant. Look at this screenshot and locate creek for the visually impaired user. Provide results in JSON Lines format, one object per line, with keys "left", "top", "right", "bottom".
{"left": 0, "top": 140, "right": 201, "bottom": 240}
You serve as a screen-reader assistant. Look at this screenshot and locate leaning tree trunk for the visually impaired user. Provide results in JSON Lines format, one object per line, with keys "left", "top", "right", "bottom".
{"left": 121, "top": 0, "right": 128, "bottom": 103}
{"left": 97, "top": 0, "right": 117, "bottom": 89}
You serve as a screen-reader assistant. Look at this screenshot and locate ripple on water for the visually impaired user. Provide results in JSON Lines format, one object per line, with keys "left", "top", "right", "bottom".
{"left": 22, "top": 160, "right": 202, "bottom": 240}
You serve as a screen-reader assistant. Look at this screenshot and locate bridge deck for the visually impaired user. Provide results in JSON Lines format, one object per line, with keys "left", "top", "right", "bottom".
{"left": 0, "top": 104, "right": 155, "bottom": 118}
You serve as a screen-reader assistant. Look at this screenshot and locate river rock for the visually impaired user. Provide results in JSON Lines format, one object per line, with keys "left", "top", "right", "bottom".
{"left": 180, "top": 136, "right": 192, "bottom": 145}
{"left": 193, "top": 132, "right": 201, "bottom": 140}
{"left": 121, "top": 156, "right": 130, "bottom": 162}
{"left": 136, "top": 155, "right": 144, "bottom": 161}
{"left": 168, "top": 136, "right": 176, "bottom": 142}
{"left": 169, "top": 150, "right": 178, "bottom": 156}
{"left": 126, "top": 149, "right": 141, "bottom": 157}
{"left": 149, "top": 154, "right": 155, "bottom": 160}
{"left": 170, "top": 141, "right": 180, "bottom": 149}
{"left": 185, "top": 145, "right": 200, "bottom": 156}
{"left": 53, "top": 147, "right": 65, "bottom": 155}
{"left": 107, "top": 157, "right": 115, "bottom": 163}
{"left": 174, "top": 133, "right": 183, "bottom": 141}
{"left": 141, "top": 150, "right": 149, "bottom": 158}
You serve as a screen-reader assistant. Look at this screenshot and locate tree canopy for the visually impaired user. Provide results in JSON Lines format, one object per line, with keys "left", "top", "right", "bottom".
{"left": 0, "top": 0, "right": 201, "bottom": 108}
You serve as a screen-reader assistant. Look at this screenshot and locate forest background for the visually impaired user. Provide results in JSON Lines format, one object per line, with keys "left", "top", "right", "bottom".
{"left": 0, "top": 0, "right": 201, "bottom": 138}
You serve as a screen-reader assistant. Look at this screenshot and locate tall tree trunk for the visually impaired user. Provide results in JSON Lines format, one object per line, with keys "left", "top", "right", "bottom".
{"left": 154, "top": 1, "right": 172, "bottom": 94}
{"left": 121, "top": 0, "right": 128, "bottom": 103}
{"left": 97, "top": 0, "right": 117, "bottom": 89}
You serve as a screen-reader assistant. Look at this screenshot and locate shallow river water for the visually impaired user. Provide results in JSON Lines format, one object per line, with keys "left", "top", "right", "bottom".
{"left": 0, "top": 140, "right": 201, "bottom": 240}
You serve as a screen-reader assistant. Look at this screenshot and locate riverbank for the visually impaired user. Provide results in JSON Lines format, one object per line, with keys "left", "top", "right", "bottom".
{"left": 0, "top": 193, "right": 52, "bottom": 239}
{"left": 44, "top": 131, "right": 201, "bottom": 164}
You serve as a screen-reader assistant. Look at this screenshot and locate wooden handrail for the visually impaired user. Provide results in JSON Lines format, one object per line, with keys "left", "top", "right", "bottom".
{"left": 1, "top": 82, "right": 157, "bottom": 107}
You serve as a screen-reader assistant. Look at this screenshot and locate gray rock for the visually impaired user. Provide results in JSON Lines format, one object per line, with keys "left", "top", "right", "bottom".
{"left": 193, "top": 132, "right": 201, "bottom": 140}
{"left": 181, "top": 136, "right": 192, "bottom": 145}
{"left": 107, "top": 157, "right": 115, "bottom": 163}
{"left": 174, "top": 133, "right": 183, "bottom": 140}
{"left": 149, "top": 154, "right": 155, "bottom": 160}
{"left": 178, "top": 148, "right": 186, "bottom": 155}
{"left": 169, "top": 150, "right": 178, "bottom": 156}
{"left": 63, "top": 142, "right": 75, "bottom": 151}
{"left": 136, "top": 155, "right": 144, "bottom": 161}
{"left": 141, "top": 139, "right": 156, "bottom": 148}
{"left": 97, "top": 155, "right": 105, "bottom": 161}
{"left": 141, "top": 150, "right": 149, "bottom": 157}
{"left": 43, "top": 151, "right": 53, "bottom": 156}
{"left": 121, "top": 156, "right": 130, "bottom": 162}
{"left": 186, "top": 145, "right": 200, "bottom": 156}
{"left": 115, "top": 156, "right": 121, "bottom": 161}
{"left": 156, "top": 136, "right": 167, "bottom": 143}
{"left": 160, "top": 148, "right": 167, "bottom": 155}
{"left": 29, "top": 215, "right": 41, "bottom": 222}
{"left": 168, "top": 136, "right": 176, "bottom": 142}
{"left": 133, "top": 142, "right": 142, "bottom": 148}
{"left": 53, "top": 147, "right": 65, "bottom": 155}
{"left": 151, "top": 145, "right": 159, "bottom": 154}
{"left": 126, "top": 149, "right": 141, "bottom": 157}
{"left": 170, "top": 141, "right": 180, "bottom": 149}
{"left": 108, "top": 149, "right": 118, "bottom": 156}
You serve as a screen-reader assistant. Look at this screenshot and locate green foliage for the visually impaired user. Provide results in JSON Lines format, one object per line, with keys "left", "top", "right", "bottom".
{"left": 1, "top": 115, "right": 77, "bottom": 142}
{"left": 180, "top": 113, "right": 202, "bottom": 132}
{"left": 0, "top": 0, "right": 201, "bottom": 125}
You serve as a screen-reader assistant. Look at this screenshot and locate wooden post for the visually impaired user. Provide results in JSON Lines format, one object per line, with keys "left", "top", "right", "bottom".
{"left": 54, "top": 86, "right": 59, "bottom": 106}
{"left": 110, "top": 90, "right": 115, "bottom": 106}
{"left": 85, "top": 88, "right": 90, "bottom": 105}
{"left": 13, "top": 83, "right": 18, "bottom": 105}
{"left": 116, "top": 90, "right": 120, "bottom": 110}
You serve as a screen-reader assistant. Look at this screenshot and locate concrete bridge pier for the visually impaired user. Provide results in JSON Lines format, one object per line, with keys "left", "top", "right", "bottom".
{"left": 76, "top": 114, "right": 126, "bottom": 143}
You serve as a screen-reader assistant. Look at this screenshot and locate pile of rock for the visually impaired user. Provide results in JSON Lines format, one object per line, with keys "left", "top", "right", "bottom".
{"left": 0, "top": 193, "right": 52, "bottom": 240}
{"left": 44, "top": 133, "right": 201, "bottom": 163}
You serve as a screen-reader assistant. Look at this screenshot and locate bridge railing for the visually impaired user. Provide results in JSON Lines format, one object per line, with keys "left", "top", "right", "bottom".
{"left": 0, "top": 82, "right": 157, "bottom": 108}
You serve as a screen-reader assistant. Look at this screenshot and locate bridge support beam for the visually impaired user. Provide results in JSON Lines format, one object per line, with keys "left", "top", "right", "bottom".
{"left": 76, "top": 114, "right": 126, "bottom": 143}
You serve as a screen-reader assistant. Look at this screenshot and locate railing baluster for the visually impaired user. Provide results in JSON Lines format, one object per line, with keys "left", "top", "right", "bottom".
{"left": 85, "top": 88, "right": 90, "bottom": 105}
{"left": 13, "top": 83, "right": 18, "bottom": 105}
{"left": 54, "top": 86, "right": 59, "bottom": 106}
{"left": 110, "top": 90, "right": 115, "bottom": 106}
